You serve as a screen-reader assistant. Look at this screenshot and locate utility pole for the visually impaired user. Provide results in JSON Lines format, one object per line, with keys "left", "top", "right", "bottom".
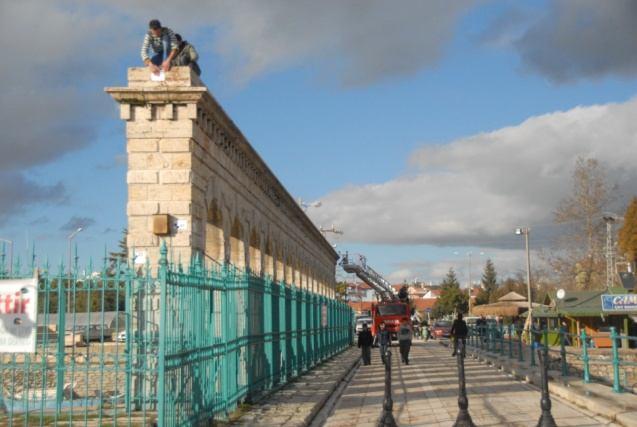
{"left": 515, "top": 227, "right": 532, "bottom": 328}
{"left": 468, "top": 252, "right": 472, "bottom": 314}
{"left": 602, "top": 213, "right": 623, "bottom": 288}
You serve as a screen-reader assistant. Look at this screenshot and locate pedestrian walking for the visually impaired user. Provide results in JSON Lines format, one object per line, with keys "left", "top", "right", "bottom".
{"left": 377, "top": 322, "right": 391, "bottom": 365}
{"left": 398, "top": 319, "right": 413, "bottom": 364}
{"left": 450, "top": 312, "right": 468, "bottom": 357}
{"left": 358, "top": 323, "right": 373, "bottom": 365}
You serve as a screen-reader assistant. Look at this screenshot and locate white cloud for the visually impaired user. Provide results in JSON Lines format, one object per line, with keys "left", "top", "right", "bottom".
{"left": 309, "top": 97, "right": 637, "bottom": 247}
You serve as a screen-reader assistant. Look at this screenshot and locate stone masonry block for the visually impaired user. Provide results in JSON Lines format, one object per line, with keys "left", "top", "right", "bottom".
{"left": 159, "top": 201, "right": 191, "bottom": 215}
{"left": 127, "top": 201, "right": 159, "bottom": 216}
{"left": 128, "top": 184, "right": 148, "bottom": 201}
{"left": 126, "top": 119, "right": 194, "bottom": 139}
{"left": 128, "top": 233, "right": 159, "bottom": 247}
{"left": 127, "top": 171, "right": 158, "bottom": 184}
{"left": 147, "top": 184, "right": 190, "bottom": 201}
{"left": 160, "top": 170, "right": 191, "bottom": 184}
{"left": 128, "top": 139, "right": 159, "bottom": 152}
{"left": 159, "top": 138, "right": 192, "bottom": 152}
{"left": 128, "top": 153, "right": 168, "bottom": 170}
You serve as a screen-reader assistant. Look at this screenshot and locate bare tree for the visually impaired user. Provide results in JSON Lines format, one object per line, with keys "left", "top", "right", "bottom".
{"left": 549, "top": 157, "right": 614, "bottom": 290}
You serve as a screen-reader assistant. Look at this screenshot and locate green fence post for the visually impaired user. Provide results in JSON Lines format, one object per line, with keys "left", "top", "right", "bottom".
{"left": 157, "top": 242, "right": 168, "bottom": 427}
{"left": 499, "top": 323, "right": 504, "bottom": 355}
{"left": 581, "top": 329, "right": 590, "bottom": 383}
{"left": 508, "top": 324, "right": 513, "bottom": 359}
{"left": 559, "top": 327, "right": 568, "bottom": 377}
{"left": 55, "top": 272, "right": 67, "bottom": 414}
{"left": 517, "top": 325, "right": 523, "bottom": 362}
{"left": 610, "top": 327, "right": 622, "bottom": 393}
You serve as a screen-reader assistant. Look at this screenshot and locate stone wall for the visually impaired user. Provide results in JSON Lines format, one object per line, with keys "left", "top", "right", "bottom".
{"left": 106, "top": 67, "right": 338, "bottom": 295}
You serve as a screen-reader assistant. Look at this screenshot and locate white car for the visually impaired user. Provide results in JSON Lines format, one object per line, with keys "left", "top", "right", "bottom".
{"left": 115, "top": 330, "right": 127, "bottom": 342}
{"left": 355, "top": 317, "right": 372, "bottom": 333}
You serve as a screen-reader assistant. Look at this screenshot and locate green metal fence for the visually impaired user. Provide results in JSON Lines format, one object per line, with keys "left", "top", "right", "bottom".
{"left": 0, "top": 244, "right": 354, "bottom": 426}
{"left": 467, "top": 323, "right": 637, "bottom": 394}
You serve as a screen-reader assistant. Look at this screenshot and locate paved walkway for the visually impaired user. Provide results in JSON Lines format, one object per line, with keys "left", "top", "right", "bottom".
{"left": 324, "top": 340, "right": 620, "bottom": 427}
{"left": 232, "top": 347, "right": 360, "bottom": 427}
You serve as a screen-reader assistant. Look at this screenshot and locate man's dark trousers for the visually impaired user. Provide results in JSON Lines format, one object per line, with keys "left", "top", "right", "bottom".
{"left": 361, "top": 345, "right": 371, "bottom": 365}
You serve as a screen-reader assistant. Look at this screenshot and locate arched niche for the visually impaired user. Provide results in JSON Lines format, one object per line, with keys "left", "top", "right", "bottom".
{"left": 248, "top": 228, "right": 262, "bottom": 276}
{"left": 205, "top": 199, "right": 225, "bottom": 265}
{"left": 230, "top": 217, "right": 245, "bottom": 268}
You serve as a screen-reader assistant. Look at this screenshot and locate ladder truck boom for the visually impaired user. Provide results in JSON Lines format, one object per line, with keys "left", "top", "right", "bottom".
{"left": 340, "top": 253, "right": 396, "bottom": 301}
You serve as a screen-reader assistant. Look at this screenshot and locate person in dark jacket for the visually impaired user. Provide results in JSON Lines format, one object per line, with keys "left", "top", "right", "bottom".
{"left": 450, "top": 312, "right": 468, "bottom": 357}
{"left": 358, "top": 323, "right": 373, "bottom": 365}
{"left": 377, "top": 322, "right": 391, "bottom": 365}
{"left": 397, "top": 319, "right": 413, "bottom": 364}
{"left": 172, "top": 33, "right": 201, "bottom": 76}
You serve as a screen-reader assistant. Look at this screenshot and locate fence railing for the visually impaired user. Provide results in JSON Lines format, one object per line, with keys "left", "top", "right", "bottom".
{"left": 467, "top": 323, "right": 637, "bottom": 393}
{"left": 0, "top": 243, "right": 354, "bottom": 426}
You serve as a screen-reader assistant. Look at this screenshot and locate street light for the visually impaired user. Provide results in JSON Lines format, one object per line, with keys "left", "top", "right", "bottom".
{"left": 515, "top": 227, "right": 533, "bottom": 329}
{"left": 67, "top": 227, "right": 83, "bottom": 313}
{"left": 0, "top": 238, "right": 14, "bottom": 276}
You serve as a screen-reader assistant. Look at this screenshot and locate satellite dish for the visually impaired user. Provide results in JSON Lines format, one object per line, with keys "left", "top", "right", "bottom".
{"left": 556, "top": 289, "right": 566, "bottom": 300}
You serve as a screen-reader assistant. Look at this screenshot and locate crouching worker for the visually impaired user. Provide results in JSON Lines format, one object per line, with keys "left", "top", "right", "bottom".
{"left": 358, "top": 323, "right": 373, "bottom": 365}
{"left": 398, "top": 319, "right": 413, "bottom": 364}
{"left": 172, "top": 33, "right": 201, "bottom": 76}
{"left": 141, "top": 19, "right": 179, "bottom": 73}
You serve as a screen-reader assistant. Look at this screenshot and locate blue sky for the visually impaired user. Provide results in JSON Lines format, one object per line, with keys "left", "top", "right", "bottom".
{"left": 2, "top": 1, "right": 637, "bottom": 284}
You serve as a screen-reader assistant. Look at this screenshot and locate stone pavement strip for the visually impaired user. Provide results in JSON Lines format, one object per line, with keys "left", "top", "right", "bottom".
{"left": 232, "top": 347, "right": 360, "bottom": 427}
{"left": 324, "top": 339, "right": 622, "bottom": 427}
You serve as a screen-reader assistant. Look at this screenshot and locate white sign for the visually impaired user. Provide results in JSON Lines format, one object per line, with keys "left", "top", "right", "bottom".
{"left": 174, "top": 219, "right": 188, "bottom": 232}
{"left": 0, "top": 278, "right": 39, "bottom": 353}
{"left": 150, "top": 70, "right": 165, "bottom": 81}
{"left": 133, "top": 250, "right": 147, "bottom": 265}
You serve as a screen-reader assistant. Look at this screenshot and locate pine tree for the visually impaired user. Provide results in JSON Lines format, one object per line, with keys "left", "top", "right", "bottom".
{"left": 476, "top": 259, "right": 497, "bottom": 305}
{"left": 618, "top": 197, "right": 637, "bottom": 269}
{"left": 433, "top": 268, "right": 468, "bottom": 317}
{"left": 107, "top": 229, "right": 128, "bottom": 276}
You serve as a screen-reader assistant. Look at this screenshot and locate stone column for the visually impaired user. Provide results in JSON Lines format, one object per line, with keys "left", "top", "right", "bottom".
{"left": 106, "top": 67, "right": 206, "bottom": 270}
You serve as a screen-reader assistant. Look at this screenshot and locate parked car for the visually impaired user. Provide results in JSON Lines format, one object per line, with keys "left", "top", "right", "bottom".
{"left": 431, "top": 321, "right": 452, "bottom": 339}
{"left": 81, "top": 325, "right": 113, "bottom": 343}
{"left": 115, "top": 330, "right": 127, "bottom": 342}
{"left": 355, "top": 317, "right": 372, "bottom": 334}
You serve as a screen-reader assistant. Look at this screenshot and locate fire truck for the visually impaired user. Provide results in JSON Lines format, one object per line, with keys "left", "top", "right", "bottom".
{"left": 341, "top": 253, "right": 411, "bottom": 339}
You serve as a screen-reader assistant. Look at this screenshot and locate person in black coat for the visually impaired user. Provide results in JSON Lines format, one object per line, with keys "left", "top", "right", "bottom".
{"left": 358, "top": 323, "right": 374, "bottom": 365}
{"left": 450, "top": 312, "right": 468, "bottom": 357}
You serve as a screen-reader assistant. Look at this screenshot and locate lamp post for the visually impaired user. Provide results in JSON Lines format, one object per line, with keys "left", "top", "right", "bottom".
{"left": 454, "top": 251, "right": 485, "bottom": 314}
{"left": 67, "top": 227, "right": 83, "bottom": 313}
{"left": 0, "top": 238, "right": 14, "bottom": 276}
{"left": 515, "top": 227, "right": 533, "bottom": 329}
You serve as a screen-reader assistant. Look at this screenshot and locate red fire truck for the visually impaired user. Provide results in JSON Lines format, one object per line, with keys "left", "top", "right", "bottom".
{"left": 341, "top": 253, "right": 411, "bottom": 339}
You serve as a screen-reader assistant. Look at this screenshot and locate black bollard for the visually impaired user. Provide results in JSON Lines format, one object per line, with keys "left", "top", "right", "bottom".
{"left": 377, "top": 349, "right": 397, "bottom": 427}
{"left": 453, "top": 339, "right": 476, "bottom": 427}
{"left": 536, "top": 350, "right": 557, "bottom": 427}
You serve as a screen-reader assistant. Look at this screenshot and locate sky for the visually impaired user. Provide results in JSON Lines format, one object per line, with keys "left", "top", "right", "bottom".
{"left": 1, "top": 0, "right": 637, "bottom": 285}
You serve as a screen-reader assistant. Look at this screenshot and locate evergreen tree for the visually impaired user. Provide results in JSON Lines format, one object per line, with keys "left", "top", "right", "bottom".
{"left": 107, "top": 229, "right": 128, "bottom": 276}
{"left": 476, "top": 259, "right": 497, "bottom": 305}
{"left": 618, "top": 197, "right": 637, "bottom": 270}
{"left": 432, "top": 268, "right": 468, "bottom": 318}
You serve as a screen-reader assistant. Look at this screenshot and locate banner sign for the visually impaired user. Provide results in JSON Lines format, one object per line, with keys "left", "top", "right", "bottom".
{"left": 0, "top": 278, "right": 39, "bottom": 353}
{"left": 601, "top": 294, "right": 637, "bottom": 312}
